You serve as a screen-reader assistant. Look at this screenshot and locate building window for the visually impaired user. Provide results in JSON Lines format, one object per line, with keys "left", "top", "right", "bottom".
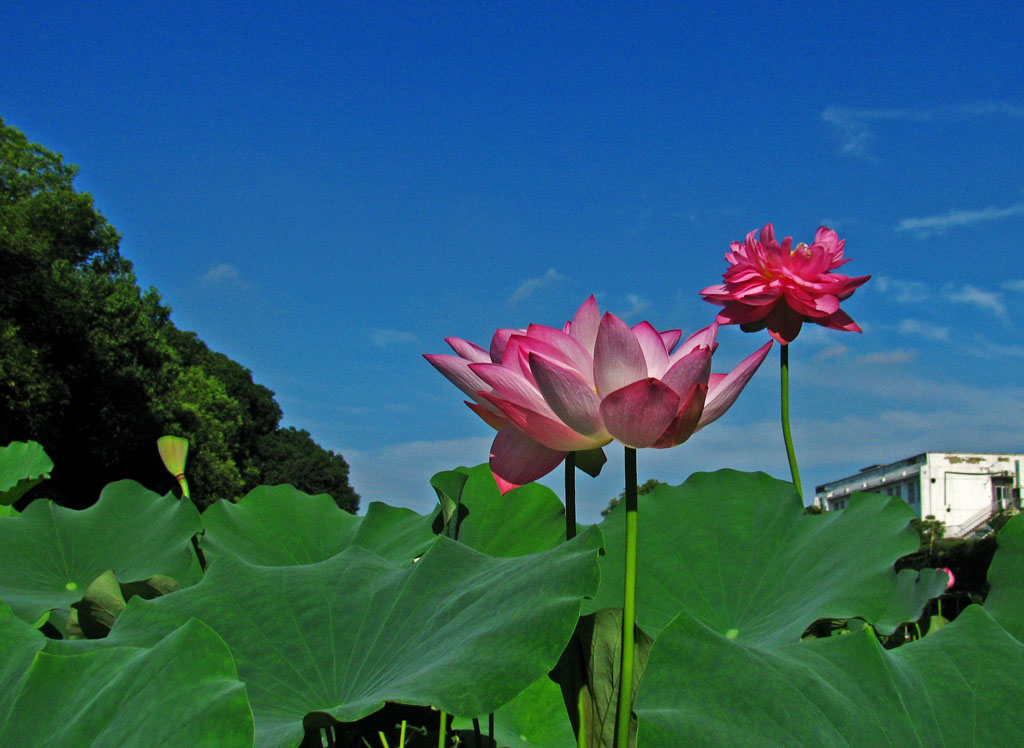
{"left": 994, "top": 477, "right": 1014, "bottom": 508}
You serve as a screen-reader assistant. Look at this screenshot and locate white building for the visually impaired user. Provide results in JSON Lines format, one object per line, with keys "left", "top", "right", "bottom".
{"left": 815, "top": 452, "right": 1023, "bottom": 537}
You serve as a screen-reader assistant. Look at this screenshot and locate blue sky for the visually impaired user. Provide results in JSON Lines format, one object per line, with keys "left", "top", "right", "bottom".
{"left": 4, "top": 1, "right": 1022, "bottom": 521}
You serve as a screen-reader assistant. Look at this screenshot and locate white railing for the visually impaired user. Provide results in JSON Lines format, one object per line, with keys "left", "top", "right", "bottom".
{"left": 946, "top": 503, "right": 1000, "bottom": 538}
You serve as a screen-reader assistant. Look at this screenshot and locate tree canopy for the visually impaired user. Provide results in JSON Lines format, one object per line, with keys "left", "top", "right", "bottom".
{"left": 0, "top": 117, "right": 358, "bottom": 512}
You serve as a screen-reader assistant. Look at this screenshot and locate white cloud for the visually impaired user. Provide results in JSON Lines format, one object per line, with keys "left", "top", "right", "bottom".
{"left": 1002, "top": 279, "right": 1024, "bottom": 293}
{"left": 942, "top": 284, "right": 1007, "bottom": 318}
{"left": 973, "top": 337, "right": 1024, "bottom": 359}
{"left": 200, "top": 263, "right": 249, "bottom": 288}
{"left": 336, "top": 365, "right": 1024, "bottom": 519}
{"left": 821, "top": 106, "right": 931, "bottom": 159}
{"left": 897, "top": 319, "right": 949, "bottom": 342}
{"left": 856, "top": 349, "right": 917, "bottom": 366}
{"left": 371, "top": 329, "right": 419, "bottom": 347}
{"left": 872, "top": 276, "right": 931, "bottom": 303}
{"left": 789, "top": 365, "right": 1024, "bottom": 495}
{"left": 339, "top": 436, "right": 494, "bottom": 515}
{"left": 896, "top": 201, "right": 1024, "bottom": 237}
{"left": 509, "top": 268, "right": 564, "bottom": 304}
{"left": 958, "top": 101, "right": 1024, "bottom": 118}
{"left": 618, "top": 294, "right": 650, "bottom": 319}
{"left": 823, "top": 102, "right": 1024, "bottom": 159}
{"left": 813, "top": 344, "right": 848, "bottom": 362}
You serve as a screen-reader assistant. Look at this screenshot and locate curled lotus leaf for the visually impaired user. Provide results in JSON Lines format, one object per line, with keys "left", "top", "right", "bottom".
{"left": 0, "top": 480, "right": 201, "bottom": 623}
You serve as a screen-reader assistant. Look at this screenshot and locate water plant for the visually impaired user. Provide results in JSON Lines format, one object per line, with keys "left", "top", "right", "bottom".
{"left": 2, "top": 232, "right": 1022, "bottom": 748}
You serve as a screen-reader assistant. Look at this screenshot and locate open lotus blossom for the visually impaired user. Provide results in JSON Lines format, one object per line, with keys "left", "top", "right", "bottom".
{"left": 700, "top": 223, "right": 870, "bottom": 344}
{"left": 426, "top": 296, "right": 772, "bottom": 493}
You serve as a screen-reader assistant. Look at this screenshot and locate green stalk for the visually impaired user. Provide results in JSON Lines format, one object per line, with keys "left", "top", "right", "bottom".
{"left": 565, "top": 452, "right": 577, "bottom": 540}
{"left": 437, "top": 711, "right": 447, "bottom": 748}
{"left": 614, "top": 447, "right": 638, "bottom": 748}
{"left": 577, "top": 684, "right": 588, "bottom": 748}
{"left": 780, "top": 344, "right": 803, "bottom": 497}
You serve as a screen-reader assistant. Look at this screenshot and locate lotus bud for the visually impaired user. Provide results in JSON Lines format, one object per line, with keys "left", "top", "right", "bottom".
{"left": 157, "top": 435, "right": 190, "bottom": 500}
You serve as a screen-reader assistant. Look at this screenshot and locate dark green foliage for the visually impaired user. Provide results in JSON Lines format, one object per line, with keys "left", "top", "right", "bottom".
{"left": 254, "top": 427, "right": 358, "bottom": 513}
{"left": 0, "top": 116, "right": 357, "bottom": 510}
{"left": 897, "top": 534, "right": 997, "bottom": 601}
{"left": 601, "top": 478, "right": 663, "bottom": 517}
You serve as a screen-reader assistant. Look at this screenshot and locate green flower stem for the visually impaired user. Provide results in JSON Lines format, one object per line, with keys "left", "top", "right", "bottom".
{"left": 191, "top": 535, "right": 208, "bottom": 573}
{"left": 615, "top": 446, "right": 638, "bottom": 748}
{"left": 565, "top": 452, "right": 577, "bottom": 540}
{"left": 780, "top": 344, "right": 803, "bottom": 497}
{"left": 438, "top": 710, "right": 447, "bottom": 748}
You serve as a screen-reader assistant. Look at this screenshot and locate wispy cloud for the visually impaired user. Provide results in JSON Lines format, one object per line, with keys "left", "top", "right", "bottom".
{"left": 942, "top": 284, "right": 1007, "bottom": 318}
{"left": 973, "top": 337, "right": 1024, "bottom": 359}
{"left": 200, "top": 263, "right": 250, "bottom": 288}
{"left": 509, "top": 268, "right": 564, "bottom": 304}
{"left": 897, "top": 318, "right": 949, "bottom": 342}
{"left": 619, "top": 294, "right": 650, "bottom": 319}
{"left": 896, "top": 201, "right": 1024, "bottom": 237}
{"left": 821, "top": 106, "right": 931, "bottom": 159}
{"left": 1002, "top": 279, "right": 1024, "bottom": 293}
{"left": 873, "top": 276, "right": 931, "bottom": 303}
{"left": 371, "top": 329, "right": 418, "bottom": 347}
{"left": 822, "top": 102, "right": 1024, "bottom": 159}
{"left": 339, "top": 363, "right": 1024, "bottom": 516}
{"left": 813, "top": 344, "right": 848, "bottom": 362}
{"left": 856, "top": 349, "right": 917, "bottom": 366}
{"left": 338, "top": 436, "right": 493, "bottom": 513}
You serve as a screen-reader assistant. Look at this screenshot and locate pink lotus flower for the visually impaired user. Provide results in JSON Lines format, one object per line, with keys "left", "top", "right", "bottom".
{"left": 426, "top": 297, "right": 772, "bottom": 493}
{"left": 700, "top": 224, "right": 870, "bottom": 344}
{"left": 939, "top": 567, "right": 955, "bottom": 590}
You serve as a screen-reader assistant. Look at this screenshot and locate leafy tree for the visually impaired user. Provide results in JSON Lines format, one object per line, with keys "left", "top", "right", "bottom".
{"left": 254, "top": 427, "right": 359, "bottom": 513}
{"left": 911, "top": 514, "right": 946, "bottom": 553}
{"left": 601, "top": 478, "right": 665, "bottom": 516}
{"left": 0, "top": 116, "right": 358, "bottom": 512}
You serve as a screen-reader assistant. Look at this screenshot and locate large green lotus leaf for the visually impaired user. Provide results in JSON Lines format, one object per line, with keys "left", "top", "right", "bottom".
{"left": 0, "top": 480, "right": 202, "bottom": 623}
{"left": 586, "top": 470, "right": 920, "bottom": 644}
{"left": 635, "top": 604, "right": 1024, "bottom": 747}
{"left": 431, "top": 464, "right": 575, "bottom": 556}
{"left": 982, "top": 512, "right": 1024, "bottom": 642}
{"left": 0, "top": 600, "right": 45, "bottom": 726}
{"left": 1, "top": 618, "right": 253, "bottom": 747}
{"left": 874, "top": 566, "right": 952, "bottom": 636}
{"left": 54, "top": 529, "right": 601, "bottom": 748}
{"left": 0, "top": 441, "right": 53, "bottom": 506}
{"left": 202, "top": 485, "right": 436, "bottom": 566}
{"left": 454, "top": 674, "right": 576, "bottom": 748}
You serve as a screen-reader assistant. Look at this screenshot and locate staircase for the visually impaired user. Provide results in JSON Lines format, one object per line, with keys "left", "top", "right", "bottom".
{"left": 947, "top": 503, "right": 1017, "bottom": 539}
